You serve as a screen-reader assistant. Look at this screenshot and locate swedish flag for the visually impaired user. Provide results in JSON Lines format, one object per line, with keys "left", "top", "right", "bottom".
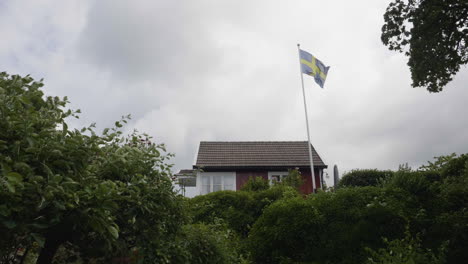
{"left": 299, "top": 49, "right": 330, "bottom": 88}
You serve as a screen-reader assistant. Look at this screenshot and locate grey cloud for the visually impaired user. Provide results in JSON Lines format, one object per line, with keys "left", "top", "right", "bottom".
{"left": 77, "top": 0, "right": 242, "bottom": 84}
{"left": 1, "top": 0, "right": 468, "bottom": 178}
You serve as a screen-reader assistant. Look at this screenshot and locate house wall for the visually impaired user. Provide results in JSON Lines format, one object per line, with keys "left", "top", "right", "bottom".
{"left": 235, "top": 168, "right": 323, "bottom": 194}
{"left": 298, "top": 168, "right": 322, "bottom": 194}
{"left": 191, "top": 168, "right": 324, "bottom": 196}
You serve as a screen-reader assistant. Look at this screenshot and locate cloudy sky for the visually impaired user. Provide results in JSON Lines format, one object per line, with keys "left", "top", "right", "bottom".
{"left": 1, "top": 0, "right": 467, "bottom": 180}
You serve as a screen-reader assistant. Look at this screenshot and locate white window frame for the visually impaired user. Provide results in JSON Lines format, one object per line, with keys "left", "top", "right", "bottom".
{"left": 200, "top": 172, "right": 235, "bottom": 195}
{"left": 268, "top": 171, "right": 289, "bottom": 185}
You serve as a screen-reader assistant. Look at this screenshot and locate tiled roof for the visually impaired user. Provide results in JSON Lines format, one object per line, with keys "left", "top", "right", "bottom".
{"left": 194, "top": 141, "right": 326, "bottom": 169}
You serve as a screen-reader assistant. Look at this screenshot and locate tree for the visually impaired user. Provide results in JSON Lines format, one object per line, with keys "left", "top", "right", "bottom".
{"left": 381, "top": 0, "right": 468, "bottom": 92}
{"left": 0, "top": 72, "right": 185, "bottom": 263}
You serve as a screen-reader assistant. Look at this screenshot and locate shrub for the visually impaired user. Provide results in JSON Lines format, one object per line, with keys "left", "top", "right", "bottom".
{"left": 176, "top": 223, "right": 240, "bottom": 264}
{"left": 440, "top": 153, "right": 468, "bottom": 179}
{"left": 366, "top": 232, "right": 447, "bottom": 264}
{"left": 338, "top": 169, "right": 394, "bottom": 187}
{"left": 431, "top": 173, "right": 468, "bottom": 263}
{"left": 277, "top": 169, "right": 303, "bottom": 190}
{"left": 248, "top": 187, "right": 406, "bottom": 264}
{"left": 382, "top": 165, "right": 468, "bottom": 264}
{"left": 189, "top": 185, "right": 299, "bottom": 238}
{"left": 247, "top": 197, "right": 324, "bottom": 264}
{"left": 240, "top": 176, "right": 269, "bottom": 192}
{"left": 189, "top": 191, "right": 255, "bottom": 237}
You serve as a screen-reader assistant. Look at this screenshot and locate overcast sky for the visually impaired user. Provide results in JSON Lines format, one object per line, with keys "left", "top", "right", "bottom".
{"left": 1, "top": 0, "right": 467, "bottom": 179}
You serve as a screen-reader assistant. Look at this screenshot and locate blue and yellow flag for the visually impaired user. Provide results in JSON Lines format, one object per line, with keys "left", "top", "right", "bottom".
{"left": 299, "top": 49, "right": 330, "bottom": 88}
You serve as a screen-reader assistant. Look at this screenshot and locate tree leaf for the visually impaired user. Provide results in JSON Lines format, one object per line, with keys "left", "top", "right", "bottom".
{"left": 31, "top": 233, "right": 45, "bottom": 247}
{"left": 3, "top": 220, "right": 16, "bottom": 229}
{"left": 62, "top": 122, "right": 68, "bottom": 137}
{"left": 108, "top": 225, "right": 119, "bottom": 239}
{"left": 4, "top": 182, "right": 15, "bottom": 193}
{"left": 6, "top": 172, "right": 23, "bottom": 183}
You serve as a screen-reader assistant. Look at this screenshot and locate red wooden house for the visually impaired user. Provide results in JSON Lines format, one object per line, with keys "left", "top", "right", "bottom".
{"left": 179, "top": 141, "right": 327, "bottom": 195}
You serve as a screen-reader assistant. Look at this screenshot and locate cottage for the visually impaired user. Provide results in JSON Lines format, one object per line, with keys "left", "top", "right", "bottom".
{"left": 176, "top": 141, "right": 327, "bottom": 196}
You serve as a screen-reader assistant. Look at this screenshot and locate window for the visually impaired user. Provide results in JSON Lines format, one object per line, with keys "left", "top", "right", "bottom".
{"left": 268, "top": 171, "right": 288, "bottom": 185}
{"left": 200, "top": 173, "right": 235, "bottom": 194}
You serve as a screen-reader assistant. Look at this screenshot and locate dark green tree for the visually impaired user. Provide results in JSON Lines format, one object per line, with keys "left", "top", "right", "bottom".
{"left": 381, "top": 0, "right": 468, "bottom": 92}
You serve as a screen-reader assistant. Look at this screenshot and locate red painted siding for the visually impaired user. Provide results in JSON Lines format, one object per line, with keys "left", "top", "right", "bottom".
{"left": 299, "top": 168, "right": 322, "bottom": 194}
{"left": 235, "top": 169, "right": 322, "bottom": 194}
{"left": 236, "top": 171, "right": 268, "bottom": 190}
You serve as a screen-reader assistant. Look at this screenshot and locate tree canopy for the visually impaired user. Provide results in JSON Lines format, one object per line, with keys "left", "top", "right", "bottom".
{"left": 381, "top": 0, "right": 468, "bottom": 92}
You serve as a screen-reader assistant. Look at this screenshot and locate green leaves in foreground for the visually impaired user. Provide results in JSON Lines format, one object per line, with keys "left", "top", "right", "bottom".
{"left": 0, "top": 72, "right": 184, "bottom": 263}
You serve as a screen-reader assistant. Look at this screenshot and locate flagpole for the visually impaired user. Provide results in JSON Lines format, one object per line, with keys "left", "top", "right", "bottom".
{"left": 297, "top": 43, "right": 317, "bottom": 193}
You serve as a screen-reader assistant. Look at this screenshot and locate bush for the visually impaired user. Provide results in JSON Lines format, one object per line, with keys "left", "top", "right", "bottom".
{"left": 189, "top": 191, "right": 255, "bottom": 237}
{"left": 440, "top": 153, "right": 468, "bottom": 179}
{"left": 240, "top": 176, "right": 269, "bottom": 192}
{"left": 431, "top": 173, "right": 468, "bottom": 263}
{"left": 176, "top": 223, "right": 240, "bottom": 264}
{"left": 381, "top": 163, "right": 468, "bottom": 264}
{"left": 248, "top": 187, "right": 406, "bottom": 264}
{"left": 189, "top": 185, "right": 300, "bottom": 238}
{"left": 338, "top": 169, "right": 394, "bottom": 187}
{"left": 247, "top": 197, "right": 323, "bottom": 264}
{"left": 366, "top": 232, "right": 447, "bottom": 264}
{"left": 277, "top": 169, "right": 303, "bottom": 190}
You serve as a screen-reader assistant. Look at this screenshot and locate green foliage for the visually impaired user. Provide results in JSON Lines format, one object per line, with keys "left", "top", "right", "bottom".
{"left": 176, "top": 223, "right": 240, "bottom": 264}
{"left": 248, "top": 187, "right": 406, "bottom": 264}
{"left": 240, "top": 176, "right": 269, "bottom": 192}
{"left": 366, "top": 232, "right": 447, "bottom": 264}
{"left": 431, "top": 169, "right": 468, "bottom": 263}
{"left": 277, "top": 169, "right": 303, "bottom": 190}
{"left": 189, "top": 191, "right": 255, "bottom": 237}
{"left": 419, "top": 153, "right": 457, "bottom": 172}
{"left": 0, "top": 72, "right": 185, "bottom": 263}
{"left": 189, "top": 185, "right": 299, "bottom": 238}
{"left": 381, "top": 156, "right": 468, "bottom": 263}
{"left": 338, "top": 169, "right": 394, "bottom": 187}
{"left": 4, "top": 71, "right": 464, "bottom": 264}
{"left": 439, "top": 153, "right": 468, "bottom": 179}
{"left": 247, "top": 197, "right": 323, "bottom": 264}
{"left": 381, "top": 0, "right": 468, "bottom": 92}
{"left": 189, "top": 154, "right": 468, "bottom": 264}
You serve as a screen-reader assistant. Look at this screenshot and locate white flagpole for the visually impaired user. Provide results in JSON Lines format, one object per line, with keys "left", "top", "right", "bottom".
{"left": 297, "top": 43, "right": 317, "bottom": 193}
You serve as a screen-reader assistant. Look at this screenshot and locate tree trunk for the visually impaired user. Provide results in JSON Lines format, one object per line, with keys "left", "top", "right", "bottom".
{"left": 36, "top": 224, "right": 70, "bottom": 264}
{"left": 36, "top": 236, "right": 62, "bottom": 264}
{"left": 19, "top": 247, "right": 29, "bottom": 264}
